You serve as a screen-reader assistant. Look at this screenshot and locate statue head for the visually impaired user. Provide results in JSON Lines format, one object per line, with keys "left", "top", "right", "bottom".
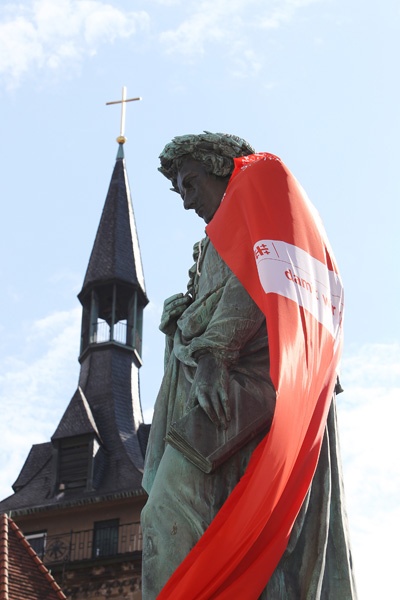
{"left": 158, "top": 131, "right": 255, "bottom": 193}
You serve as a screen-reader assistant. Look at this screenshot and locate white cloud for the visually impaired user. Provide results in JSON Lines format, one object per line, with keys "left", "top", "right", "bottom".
{"left": 159, "top": 0, "right": 247, "bottom": 57}
{"left": 159, "top": 1, "right": 224, "bottom": 57}
{"left": 0, "top": 0, "right": 325, "bottom": 87}
{"left": 159, "top": 0, "right": 323, "bottom": 59}
{"left": 259, "top": 0, "right": 322, "bottom": 29}
{"left": 0, "top": 0, "right": 149, "bottom": 88}
{"left": 230, "top": 47, "right": 263, "bottom": 79}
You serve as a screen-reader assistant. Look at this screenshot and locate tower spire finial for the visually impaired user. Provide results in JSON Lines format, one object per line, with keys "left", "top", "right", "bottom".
{"left": 106, "top": 86, "right": 142, "bottom": 145}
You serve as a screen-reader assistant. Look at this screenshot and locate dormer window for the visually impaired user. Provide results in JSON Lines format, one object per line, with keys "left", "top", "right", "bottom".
{"left": 56, "top": 435, "right": 100, "bottom": 492}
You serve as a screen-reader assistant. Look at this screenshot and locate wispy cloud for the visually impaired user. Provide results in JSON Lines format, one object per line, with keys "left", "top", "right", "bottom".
{"left": 230, "top": 47, "right": 263, "bottom": 79}
{"left": 159, "top": 0, "right": 251, "bottom": 57}
{"left": 159, "top": 0, "right": 323, "bottom": 61}
{"left": 0, "top": 0, "right": 324, "bottom": 88}
{"left": 0, "top": 307, "right": 81, "bottom": 499}
{"left": 0, "top": 0, "right": 149, "bottom": 88}
{"left": 259, "top": 0, "right": 322, "bottom": 29}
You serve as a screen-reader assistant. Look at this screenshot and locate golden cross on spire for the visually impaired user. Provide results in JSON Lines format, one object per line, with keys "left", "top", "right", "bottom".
{"left": 106, "top": 86, "right": 142, "bottom": 144}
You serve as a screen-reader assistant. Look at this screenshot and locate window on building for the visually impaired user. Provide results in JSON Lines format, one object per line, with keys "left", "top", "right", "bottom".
{"left": 58, "top": 437, "right": 90, "bottom": 490}
{"left": 57, "top": 434, "right": 101, "bottom": 492}
{"left": 25, "top": 531, "right": 47, "bottom": 559}
{"left": 92, "top": 519, "right": 119, "bottom": 558}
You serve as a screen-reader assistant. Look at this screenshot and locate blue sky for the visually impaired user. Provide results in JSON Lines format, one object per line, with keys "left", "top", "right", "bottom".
{"left": 0, "top": 1, "right": 399, "bottom": 597}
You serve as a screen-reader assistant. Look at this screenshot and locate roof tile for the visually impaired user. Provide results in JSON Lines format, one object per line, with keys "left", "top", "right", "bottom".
{"left": 0, "top": 514, "right": 66, "bottom": 599}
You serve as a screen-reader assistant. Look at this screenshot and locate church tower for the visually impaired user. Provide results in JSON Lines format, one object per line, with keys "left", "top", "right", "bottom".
{"left": 0, "top": 129, "right": 149, "bottom": 599}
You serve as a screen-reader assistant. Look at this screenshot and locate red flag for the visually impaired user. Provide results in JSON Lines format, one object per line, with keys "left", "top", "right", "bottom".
{"left": 157, "top": 153, "right": 344, "bottom": 599}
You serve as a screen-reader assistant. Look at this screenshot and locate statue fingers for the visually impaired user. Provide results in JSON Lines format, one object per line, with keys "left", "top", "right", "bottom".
{"left": 219, "top": 387, "right": 231, "bottom": 424}
{"left": 160, "top": 295, "right": 191, "bottom": 327}
{"left": 197, "top": 389, "right": 222, "bottom": 428}
{"left": 163, "top": 292, "right": 185, "bottom": 307}
{"left": 187, "top": 383, "right": 198, "bottom": 410}
{"left": 164, "top": 293, "right": 191, "bottom": 312}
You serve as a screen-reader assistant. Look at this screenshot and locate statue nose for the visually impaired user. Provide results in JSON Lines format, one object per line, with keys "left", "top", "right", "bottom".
{"left": 183, "top": 193, "right": 195, "bottom": 210}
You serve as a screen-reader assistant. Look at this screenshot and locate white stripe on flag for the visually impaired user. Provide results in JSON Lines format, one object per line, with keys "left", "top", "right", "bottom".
{"left": 254, "top": 240, "right": 344, "bottom": 341}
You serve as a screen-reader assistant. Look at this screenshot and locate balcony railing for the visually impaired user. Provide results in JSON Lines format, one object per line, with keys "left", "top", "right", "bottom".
{"left": 39, "top": 521, "right": 142, "bottom": 565}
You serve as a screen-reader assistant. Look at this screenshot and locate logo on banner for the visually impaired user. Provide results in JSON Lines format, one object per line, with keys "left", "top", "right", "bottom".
{"left": 254, "top": 240, "right": 344, "bottom": 341}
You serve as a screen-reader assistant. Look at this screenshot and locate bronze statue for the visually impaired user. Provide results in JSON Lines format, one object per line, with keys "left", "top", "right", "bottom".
{"left": 141, "top": 132, "right": 357, "bottom": 599}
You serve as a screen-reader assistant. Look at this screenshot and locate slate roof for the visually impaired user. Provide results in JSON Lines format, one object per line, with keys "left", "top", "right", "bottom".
{"left": 80, "top": 152, "right": 148, "bottom": 303}
{"left": 51, "top": 387, "right": 100, "bottom": 441}
{"left": 77, "top": 345, "right": 146, "bottom": 478}
{"left": 12, "top": 443, "right": 53, "bottom": 493}
{"left": 0, "top": 514, "right": 66, "bottom": 599}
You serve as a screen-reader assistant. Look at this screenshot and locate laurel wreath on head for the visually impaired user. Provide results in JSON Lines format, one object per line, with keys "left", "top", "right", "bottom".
{"left": 159, "top": 131, "right": 255, "bottom": 193}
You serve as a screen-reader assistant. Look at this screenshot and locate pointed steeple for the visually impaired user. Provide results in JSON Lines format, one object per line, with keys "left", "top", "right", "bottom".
{"left": 78, "top": 145, "right": 148, "bottom": 364}
{"left": 80, "top": 145, "right": 147, "bottom": 299}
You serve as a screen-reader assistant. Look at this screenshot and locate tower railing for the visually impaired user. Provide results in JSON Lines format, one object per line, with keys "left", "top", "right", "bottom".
{"left": 92, "top": 319, "right": 128, "bottom": 345}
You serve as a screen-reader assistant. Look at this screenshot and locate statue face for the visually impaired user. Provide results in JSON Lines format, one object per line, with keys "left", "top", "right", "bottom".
{"left": 176, "top": 158, "right": 229, "bottom": 224}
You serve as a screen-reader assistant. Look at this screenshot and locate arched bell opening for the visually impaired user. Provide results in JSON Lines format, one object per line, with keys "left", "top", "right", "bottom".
{"left": 80, "top": 282, "right": 144, "bottom": 358}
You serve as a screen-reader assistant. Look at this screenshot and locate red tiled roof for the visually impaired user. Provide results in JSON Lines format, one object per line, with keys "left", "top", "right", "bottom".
{"left": 0, "top": 514, "right": 66, "bottom": 600}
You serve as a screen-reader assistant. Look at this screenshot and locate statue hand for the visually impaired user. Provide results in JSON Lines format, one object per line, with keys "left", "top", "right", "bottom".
{"left": 188, "top": 354, "right": 231, "bottom": 428}
{"left": 159, "top": 293, "right": 192, "bottom": 336}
